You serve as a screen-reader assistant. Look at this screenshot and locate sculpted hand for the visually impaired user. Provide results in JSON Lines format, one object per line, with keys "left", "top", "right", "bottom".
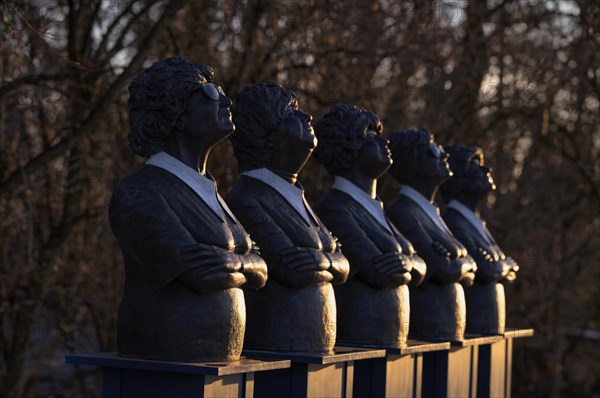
{"left": 503, "top": 256, "right": 519, "bottom": 283}
{"left": 459, "top": 257, "right": 478, "bottom": 287}
{"left": 372, "top": 252, "right": 411, "bottom": 276}
{"left": 280, "top": 247, "right": 330, "bottom": 272}
{"left": 408, "top": 254, "right": 427, "bottom": 286}
{"left": 182, "top": 243, "right": 243, "bottom": 276}
{"left": 325, "top": 250, "right": 350, "bottom": 284}
{"left": 505, "top": 256, "right": 519, "bottom": 272}
{"left": 432, "top": 240, "right": 452, "bottom": 258}
{"left": 478, "top": 247, "right": 495, "bottom": 263}
{"left": 250, "top": 240, "right": 261, "bottom": 255}
{"left": 177, "top": 268, "right": 246, "bottom": 294}
{"left": 235, "top": 240, "right": 267, "bottom": 289}
{"left": 176, "top": 243, "right": 247, "bottom": 293}
{"left": 271, "top": 247, "right": 333, "bottom": 288}
{"left": 358, "top": 252, "right": 410, "bottom": 288}
{"left": 240, "top": 254, "right": 268, "bottom": 290}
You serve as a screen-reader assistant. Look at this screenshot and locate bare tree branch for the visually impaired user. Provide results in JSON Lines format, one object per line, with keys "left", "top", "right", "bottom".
{"left": 0, "top": 73, "right": 77, "bottom": 97}
{"left": 92, "top": 0, "right": 137, "bottom": 62}
{"left": 0, "top": 0, "right": 183, "bottom": 199}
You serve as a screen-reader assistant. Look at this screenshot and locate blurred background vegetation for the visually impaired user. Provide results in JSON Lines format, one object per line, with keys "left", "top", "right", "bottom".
{"left": 1, "top": 0, "right": 599, "bottom": 396}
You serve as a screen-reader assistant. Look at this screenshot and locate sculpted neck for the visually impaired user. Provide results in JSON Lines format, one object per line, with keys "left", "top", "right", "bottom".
{"left": 269, "top": 168, "right": 299, "bottom": 185}
{"left": 163, "top": 136, "right": 211, "bottom": 175}
{"left": 454, "top": 190, "right": 486, "bottom": 216}
{"left": 339, "top": 169, "right": 377, "bottom": 198}
{"left": 404, "top": 178, "right": 440, "bottom": 203}
{"left": 267, "top": 148, "right": 312, "bottom": 186}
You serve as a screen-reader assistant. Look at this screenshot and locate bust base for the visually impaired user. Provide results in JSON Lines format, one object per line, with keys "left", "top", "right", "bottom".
{"left": 477, "top": 327, "right": 535, "bottom": 398}
{"left": 421, "top": 328, "right": 534, "bottom": 398}
{"left": 65, "top": 352, "right": 290, "bottom": 398}
{"left": 243, "top": 346, "right": 386, "bottom": 398}
{"left": 349, "top": 340, "right": 451, "bottom": 398}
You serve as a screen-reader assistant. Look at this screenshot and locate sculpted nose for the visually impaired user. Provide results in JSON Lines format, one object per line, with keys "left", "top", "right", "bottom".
{"left": 221, "top": 93, "right": 233, "bottom": 107}
{"left": 297, "top": 110, "right": 312, "bottom": 124}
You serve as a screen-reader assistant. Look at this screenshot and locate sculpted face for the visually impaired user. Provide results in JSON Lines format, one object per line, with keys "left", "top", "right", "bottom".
{"left": 269, "top": 105, "right": 317, "bottom": 174}
{"left": 466, "top": 153, "right": 496, "bottom": 193}
{"left": 178, "top": 83, "right": 235, "bottom": 146}
{"left": 358, "top": 130, "right": 393, "bottom": 179}
{"left": 419, "top": 138, "right": 452, "bottom": 179}
{"left": 279, "top": 107, "right": 317, "bottom": 149}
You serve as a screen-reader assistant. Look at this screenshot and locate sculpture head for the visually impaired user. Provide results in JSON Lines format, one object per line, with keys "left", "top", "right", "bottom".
{"left": 388, "top": 129, "right": 452, "bottom": 186}
{"left": 230, "top": 82, "right": 316, "bottom": 174}
{"left": 127, "top": 56, "right": 233, "bottom": 158}
{"left": 440, "top": 145, "right": 496, "bottom": 204}
{"left": 313, "top": 103, "right": 390, "bottom": 179}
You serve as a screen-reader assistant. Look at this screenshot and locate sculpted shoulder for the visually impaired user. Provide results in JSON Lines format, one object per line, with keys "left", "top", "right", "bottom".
{"left": 314, "top": 189, "right": 354, "bottom": 214}
{"left": 226, "top": 176, "right": 260, "bottom": 207}
{"left": 110, "top": 167, "right": 166, "bottom": 206}
{"left": 386, "top": 194, "right": 423, "bottom": 223}
{"left": 442, "top": 207, "right": 467, "bottom": 230}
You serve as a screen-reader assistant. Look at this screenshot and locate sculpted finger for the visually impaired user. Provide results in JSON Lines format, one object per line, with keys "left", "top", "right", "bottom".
{"left": 285, "top": 257, "right": 316, "bottom": 270}
{"left": 296, "top": 261, "right": 326, "bottom": 272}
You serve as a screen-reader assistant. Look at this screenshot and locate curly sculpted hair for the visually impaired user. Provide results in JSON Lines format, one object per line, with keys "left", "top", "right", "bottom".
{"left": 439, "top": 144, "right": 485, "bottom": 202}
{"left": 230, "top": 82, "right": 298, "bottom": 171}
{"left": 387, "top": 128, "right": 434, "bottom": 184}
{"left": 313, "top": 103, "right": 383, "bottom": 175}
{"left": 127, "top": 56, "right": 214, "bottom": 157}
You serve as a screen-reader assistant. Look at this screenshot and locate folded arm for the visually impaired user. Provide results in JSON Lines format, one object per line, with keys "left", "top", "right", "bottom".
{"left": 109, "top": 187, "right": 247, "bottom": 294}
{"left": 450, "top": 227, "right": 507, "bottom": 284}
{"left": 395, "top": 233, "right": 427, "bottom": 286}
{"left": 227, "top": 201, "right": 333, "bottom": 288}
{"left": 316, "top": 204, "right": 409, "bottom": 289}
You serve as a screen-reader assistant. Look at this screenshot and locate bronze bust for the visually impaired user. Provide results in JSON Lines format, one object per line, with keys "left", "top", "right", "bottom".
{"left": 386, "top": 129, "right": 477, "bottom": 341}
{"left": 226, "top": 82, "right": 349, "bottom": 353}
{"left": 109, "top": 57, "right": 268, "bottom": 361}
{"left": 441, "top": 145, "right": 519, "bottom": 335}
{"left": 313, "top": 104, "right": 427, "bottom": 347}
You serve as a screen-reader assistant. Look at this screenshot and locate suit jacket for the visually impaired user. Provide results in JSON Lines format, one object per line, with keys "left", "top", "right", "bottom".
{"left": 386, "top": 194, "right": 478, "bottom": 341}
{"left": 386, "top": 194, "right": 472, "bottom": 285}
{"left": 226, "top": 175, "right": 349, "bottom": 351}
{"left": 443, "top": 207, "right": 515, "bottom": 334}
{"left": 314, "top": 189, "right": 427, "bottom": 346}
{"left": 314, "top": 189, "right": 425, "bottom": 288}
{"left": 227, "top": 175, "right": 348, "bottom": 287}
{"left": 109, "top": 165, "right": 260, "bottom": 361}
{"left": 443, "top": 207, "right": 508, "bottom": 283}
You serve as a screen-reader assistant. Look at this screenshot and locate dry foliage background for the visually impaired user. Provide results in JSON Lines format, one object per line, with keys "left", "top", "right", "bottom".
{"left": 1, "top": 0, "right": 599, "bottom": 397}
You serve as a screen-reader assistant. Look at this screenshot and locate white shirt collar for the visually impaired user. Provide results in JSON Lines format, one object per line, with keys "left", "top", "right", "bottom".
{"left": 146, "top": 151, "right": 238, "bottom": 223}
{"left": 241, "top": 168, "right": 319, "bottom": 226}
{"left": 399, "top": 185, "right": 453, "bottom": 235}
{"left": 332, "top": 176, "right": 392, "bottom": 233}
{"left": 446, "top": 200, "right": 494, "bottom": 244}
